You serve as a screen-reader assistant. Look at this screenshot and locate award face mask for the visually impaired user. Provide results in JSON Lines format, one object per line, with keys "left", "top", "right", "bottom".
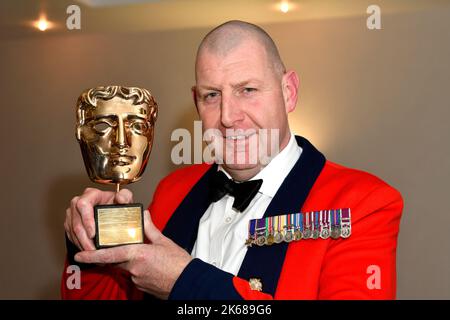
{"left": 76, "top": 86, "right": 158, "bottom": 185}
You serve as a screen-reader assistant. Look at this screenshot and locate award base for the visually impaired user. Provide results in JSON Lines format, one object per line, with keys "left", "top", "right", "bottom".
{"left": 94, "top": 203, "right": 144, "bottom": 249}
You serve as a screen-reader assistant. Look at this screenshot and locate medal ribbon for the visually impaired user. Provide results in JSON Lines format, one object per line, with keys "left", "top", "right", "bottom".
{"left": 256, "top": 218, "right": 265, "bottom": 239}
{"left": 314, "top": 211, "right": 319, "bottom": 232}
{"left": 248, "top": 208, "right": 350, "bottom": 245}
{"left": 276, "top": 215, "right": 280, "bottom": 234}
{"left": 305, "top": 212, "right": 309, "bottom": 230}
{"left": 248, "top": 219, "right": 256, "bottom": 241}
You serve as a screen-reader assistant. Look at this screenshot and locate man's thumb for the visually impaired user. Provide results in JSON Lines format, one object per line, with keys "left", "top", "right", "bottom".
{"left": 115, "top": 189, "right": 133, "bottom": 204}
{"left": 143, "top": 210, "right": 162, "bottom": 243}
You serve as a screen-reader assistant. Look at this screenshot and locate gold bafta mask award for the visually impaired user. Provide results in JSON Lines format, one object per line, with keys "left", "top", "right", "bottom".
{"left": 75, "top": 86, "right": 158, "bottom": 249}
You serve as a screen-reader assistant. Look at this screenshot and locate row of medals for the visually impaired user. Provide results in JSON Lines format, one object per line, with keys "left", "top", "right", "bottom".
{"left": 247, "top": 226, "right": 344, "bottom": 247}
{"left": 246, "top": 216, "right": 351, "bottom": 247}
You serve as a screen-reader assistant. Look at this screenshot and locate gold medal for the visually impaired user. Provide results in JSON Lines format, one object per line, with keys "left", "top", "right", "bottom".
{"left": 266, "top": 233, "right": 274, "bottom": 245}
{"left": 249, "top": 278, "right": 263, "bottom": 291}
{"left": 274, "top": 231, "right": 284, "bottom": 243}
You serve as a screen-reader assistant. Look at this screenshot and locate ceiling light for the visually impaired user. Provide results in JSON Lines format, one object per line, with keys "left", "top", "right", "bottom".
{"left": 280, "top": 1, "right": 290, "bottom": 13}
{"left": 33, "top": 16, "right": 53, "bottom": 32}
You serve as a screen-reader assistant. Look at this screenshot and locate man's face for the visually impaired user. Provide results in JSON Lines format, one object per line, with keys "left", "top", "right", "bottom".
{"left": 194, "top": 41, "right": 293, "bottom": 174}
{"left": 77, "top": 97, "right": 154, "bottom": 185}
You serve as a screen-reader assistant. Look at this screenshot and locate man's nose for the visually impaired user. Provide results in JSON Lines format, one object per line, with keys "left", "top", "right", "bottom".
{"left": 221, "top": 94, "right": 244, "bottom": 128}
{"left": 114, "top": 118, "right": 129, "bottom": 149}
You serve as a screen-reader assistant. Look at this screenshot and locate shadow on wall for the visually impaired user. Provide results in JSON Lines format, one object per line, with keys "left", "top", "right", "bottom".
{"left": 41, "top": 173, "right": 97, "bottom": 299}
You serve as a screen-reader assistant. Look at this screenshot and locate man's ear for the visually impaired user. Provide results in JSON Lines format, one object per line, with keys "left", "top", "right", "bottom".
{"left": 281, "top": 70, "right": 300, "bottom": 114}
{"left": 191, "top": 86, "right": 198, "bottom": 111}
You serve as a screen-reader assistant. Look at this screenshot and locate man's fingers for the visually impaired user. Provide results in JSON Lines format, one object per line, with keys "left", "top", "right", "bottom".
{"left": 72, "top": 214, "right": 96, "bottom": 251}
{"left": 64, "top": 208, "right": 75, "bottom": 245}
{"left": 64, "top": 221, "right": 74, "bottom": 245}
{"left": 82, "top": 187, "right": 116, "bottom": 204}
{"left": 70, "top": 195, "right": 95, "bottom": 250}
{"left": 70, "top": 229, "right": 83, "bottom": 251}
{"left": 116, "top": 261, "right": 132, "bottom": 273}
{"left": 143, "top": 210, "right": 163, "bottom": 243}
{"left": 75, "top": 198, "right": 96, "bottom": 239}
{"left": 115, "top": 189, "right": 134, "bottom": 204}
{"left": 65, "top": 188, "right": 122, "bottom": 250}
{"left": 75, "top": 245, "right": 135, "bottom": 264}
{"left": 68, "top": 198, "right": 84, "bottom": 250}
{"left": 78, "top": 188, "right": 116, "bottom": 238}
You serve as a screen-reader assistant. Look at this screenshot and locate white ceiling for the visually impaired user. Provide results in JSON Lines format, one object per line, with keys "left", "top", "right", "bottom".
{"left": 1, "top": 0, "right": 448, "bottom": 39}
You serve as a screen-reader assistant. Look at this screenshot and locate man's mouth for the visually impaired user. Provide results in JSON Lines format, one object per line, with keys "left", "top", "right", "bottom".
{"left": 224, "top": 131, "right": 257, "bottom": 140}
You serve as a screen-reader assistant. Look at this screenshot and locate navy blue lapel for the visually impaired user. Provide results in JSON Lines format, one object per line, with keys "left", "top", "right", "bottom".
{"left": 162, "top": 164, "right": 217, "bottom": 252}
{"left": 237, "top": 136, "right": 326, "bottom": 296}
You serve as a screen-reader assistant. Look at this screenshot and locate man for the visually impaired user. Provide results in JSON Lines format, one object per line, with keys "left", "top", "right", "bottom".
{"left": 62, "top": 20, "right": 403, "bottom": 300}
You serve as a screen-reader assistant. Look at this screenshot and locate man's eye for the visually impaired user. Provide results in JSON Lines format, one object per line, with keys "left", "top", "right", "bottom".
{"left": 243, "top": 87, "right": 256, "bottom": 94}
{"left": 203, "top": 92, "right": 220, "bottom": 100}
{"left": 130, "top": 121, "right": 149, "bottom": 134}
{"left": 92, "top": 121, "right": 112, "bottom": 133}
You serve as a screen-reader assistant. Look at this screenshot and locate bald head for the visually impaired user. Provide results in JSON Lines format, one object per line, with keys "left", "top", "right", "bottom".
{"left": 196, "top": 20, "right": 286, "bottom": 80}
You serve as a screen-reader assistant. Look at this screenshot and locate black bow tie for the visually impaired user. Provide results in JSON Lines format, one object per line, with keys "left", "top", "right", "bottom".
{"left": 209, "top": 170, "right": 263, "bottom": 212}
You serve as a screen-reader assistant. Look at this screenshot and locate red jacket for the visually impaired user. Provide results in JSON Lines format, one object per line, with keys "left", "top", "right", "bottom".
{"left": 61, "top": 136, "right": 403, "bottom": 300}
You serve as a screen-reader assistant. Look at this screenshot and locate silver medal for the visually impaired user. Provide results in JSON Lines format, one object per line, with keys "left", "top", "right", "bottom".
{"left": 331, "top": 227, "right": 341, "bottom": 239}
{"left": 303, "top": 229, "right": 311, "bottom": 239}
{"left": 284, "top": 231, "right": 293, "bottom": 242}
{"left": 274, "top": 232, "right": 284, "bottom": 243}
{"left": 312, "top": 229, "right": 319, "bottom": 239}
{"left": 256, "top": 235, "right": 266, "bottom": 246}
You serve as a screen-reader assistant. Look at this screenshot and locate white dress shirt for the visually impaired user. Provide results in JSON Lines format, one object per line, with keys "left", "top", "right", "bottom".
{"left": 191, "top": 133, "right": 302, "bottom": 275}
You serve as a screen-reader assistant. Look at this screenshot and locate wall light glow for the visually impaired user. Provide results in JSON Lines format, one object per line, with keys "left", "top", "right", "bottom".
{"left": 37, "top": 19, "right": 48, "bottom": 31}
{"left": 33, "top": 16, "right": 53, "bottom": 31}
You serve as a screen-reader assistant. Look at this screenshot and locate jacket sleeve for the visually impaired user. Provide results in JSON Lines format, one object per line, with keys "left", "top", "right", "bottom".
{"left": 317, "top": 184, "right": 403, "bottom": 299}
{"left": 60, "top": 236, "right": 143, "bottom": 300}
{"left": 168, "top": 258, "right": 273, "bottom": 300}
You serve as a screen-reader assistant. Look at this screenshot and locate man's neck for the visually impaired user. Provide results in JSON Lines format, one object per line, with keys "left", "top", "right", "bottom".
{"left": 224, "top": 166, "right": 263, "bottom": 182}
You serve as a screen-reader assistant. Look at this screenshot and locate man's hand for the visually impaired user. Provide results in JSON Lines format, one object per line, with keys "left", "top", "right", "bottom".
{"left": 64, "top": 188, "right": 134, "bottom": 251}
{"left": 74, "top": 211, "right": 193, "bottom": 299}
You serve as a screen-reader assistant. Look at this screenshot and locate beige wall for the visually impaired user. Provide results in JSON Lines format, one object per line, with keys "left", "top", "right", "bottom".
{"left": 1, "top": 7, "right": 449, "bottom": 299}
